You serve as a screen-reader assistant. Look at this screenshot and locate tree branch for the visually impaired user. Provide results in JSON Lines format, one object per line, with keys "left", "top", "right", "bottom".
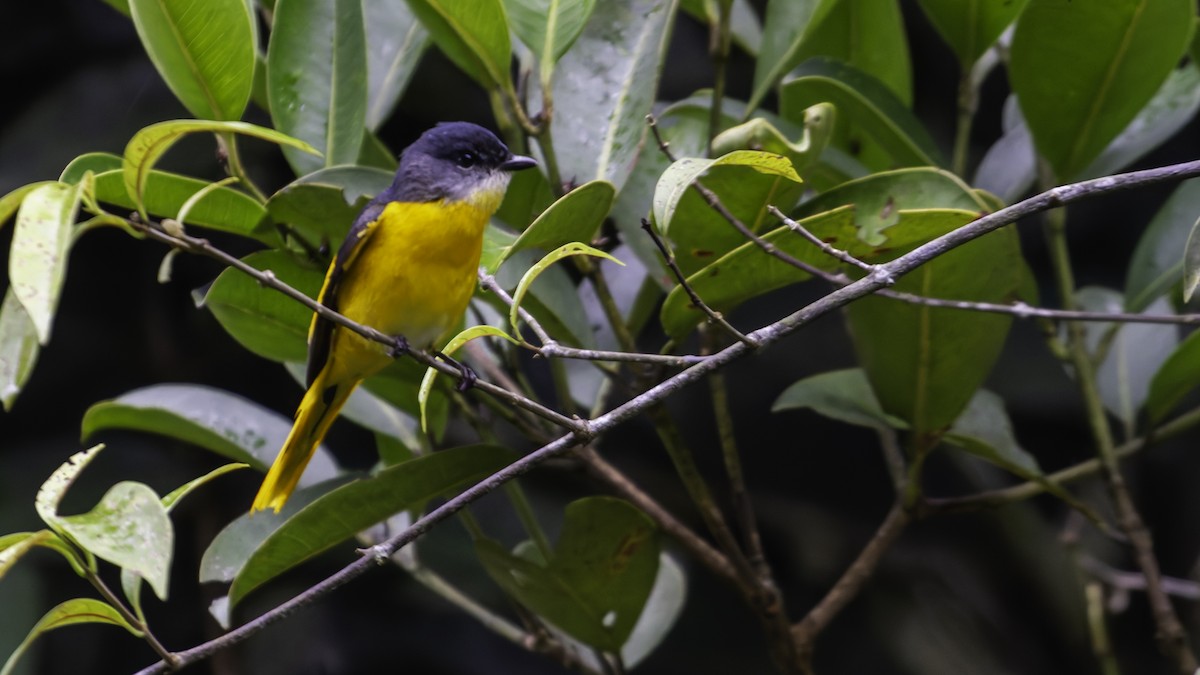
{"left": 131, "top": 158, "right": 1200, "bottom": 673}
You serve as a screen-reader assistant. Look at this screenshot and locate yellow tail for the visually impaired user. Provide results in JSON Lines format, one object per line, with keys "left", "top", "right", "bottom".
{"left": 252, "top": 369, "right": 359, "bottom": 513}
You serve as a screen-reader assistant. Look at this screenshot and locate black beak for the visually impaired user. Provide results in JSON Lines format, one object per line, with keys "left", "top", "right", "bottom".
{"left": 500, "top": 155, "right": 537, "bottom": 171}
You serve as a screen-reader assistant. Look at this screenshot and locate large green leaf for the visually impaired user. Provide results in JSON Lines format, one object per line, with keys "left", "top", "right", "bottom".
{"left": 9, "top": 181, "right": 82, "bottom": 344}
{"left": 1081, "top": 65, "right": 1200, "bottom": 181}
{"left": 227, "top": 444, "right": 515, "bottom": 606}
{"left": 268, "top": 0, "right": 368, "bottom": 175}
{"left": 915, "top": 0, "right": 1031, "bottom": 68}
{"left": 476, "top": 496, "right": 659, "bottom": 651}
{"left": 747, "top": 0, "right": 839, "bottom": 115}
{"left": 54, "top": 482, "right": 173, "bottom": 601}
{"left": 61, "top": 152, "right": 267, "bottom": 240}
{"left": 1, "top": 599, "right": 141, "bottom": 675}
{"left": 772, "top": 368, "right": 908, "bottom": 430}
{"left": 845, "top": 228, "right": 1022, "bottom": 437}
{"left": 261, "top": 165, "right": 393, "bottom": 247}
{"left": 651, "top": 150, "right": 805, "bottom": 277}
{"left": 1009, "top": 0, "right": 1194, "bottom": 179}
{"left": 0, "top": 288, "right": 40, "bottom": 411}
{"left": 202, "top": 250, "right": 326, "bottom": 363}
{"left": 1125, "top": 178, "right": 1200, "bottom": 311}
{"left": 405, "top": 0, "right": 513, "bottom": 92}
{"left": 1146, "top": 328, "right": 1200, "bottom": 424}
{"left": 81, "top": 383, "right": 339, "bottom": 483}
{"left": 364, "top": 0, "right": 429, "bottom": 129}
{"left": 780, "top": 58, "right": 941, "bottom": 170}
{"left": 128, "top": 0, "right": 255, "bottom": 121}
{"left": 504, "top": 0, "right": 596, "bottom": 87}
{"left": 498, "top": 180, "right": 615, "bottom": 265}
{"left": 550, "top": 0, "right": 679, "bottom": 192}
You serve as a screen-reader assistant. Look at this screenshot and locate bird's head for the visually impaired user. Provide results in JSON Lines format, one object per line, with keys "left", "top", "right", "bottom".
{"left": 392, "top": 122, "right": 537, "bottom": 207}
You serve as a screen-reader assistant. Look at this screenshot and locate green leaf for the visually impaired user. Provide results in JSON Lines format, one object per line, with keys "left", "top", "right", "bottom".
{"left": 509, "top": 243, "right": 623, "bottom": 336}
{"left": 658, "top": 167, "right": 986, "bottom": 338}
{"left": 711, "top": 107, "right": 836, "bottom": 175}
{"left": 364, "top": 0, "right": 430, "bottom": 129}
{"left": 268, "top": 0, "right": 368, "bottom": 174}
{"left": 492, "top": 248, "right": 598, "bottom": 347}
{"left": 1, "top": 599, "right": 141, "bottom": 675}
{"left": 81, "top": 384, "right": 339, "bottom": 483}
{"left": 505, "top": 0, "right": 596, "bottom": 87}
{"left": 61, "top": 152, "right": 268, "bottom": 239}
{"left": 915, "top": 0, "right": 1031, "bottom": 68}
{"left": 476, "top": 496, "right": 659, "bottom": 651}
{"left": 550, "top": 0, "right": 679, "bottom": 191}
{"left": 35, "top": 446, "right": 106, "bottom": 532}
{"left": 122, "top": 119, "right": 318, "bottom": 215}
{"left": 1146, "top": 328, "right": 1200, "bottom": 424}
{"left": 845, "top": 228, "right": 1022, "bottom": 437}
{"left": 1080, "top": 65, "right": 1200, "bottom": 180}
{"left": 261, "top": 165, "right": 394, "bottom": 247}
{"left": 128, "top": 0, "right": 256, "bottom": 121}
{"left": 944, "top": 390, "right": 1097, "bottom": 517}
{"left": 0, "top": 531, "right": 88, "bottom": 581}
{"left": 500, "top": 180, "right": 616, "bottom": 265}
{"left": 780, "top": 58, "right": 942, "bottom": 170}
{"left": 1010, "top": 0, "right": 1194, "bottom": 179}
{"left": 228, "top": 444, "right": 515, "bottom": 605}
{"left": 772, "top": 368, "right": 908, "bottom": 430}
{"left": 419, "top": 326, "right": 519, "bottom": 431}
{"left": 747, "top": 0, "right": 839, "bottom": 115}
{"left": 1125, "top": 178, "right": 1200, "bottom": 311}
{"left": 0, "top": 288, "right": 41, "bottom": 411}
{"left": 52, "top": 482, "right": 173, "bottom": 600}
{"left": 1075, "top": 289, "right": 1177, "bottom": 431}
{"left": 0, "top": 182, "right": 56, "bottom": 232}
{"left": 652, "top": 150, "right": 805, "bottom": 276}
{"left": 163, "top": 463, "right": 250, "bottom": 512}
{"left": 405, "top": 0, "right": 513, "bottom": 92}
{"left": 9, "top": 182, "right": 82, "bottom": 344}
{"left": 198, "top": 476, "right": 354, "bottom": 586}
{"left": 620, "top": 553, "right": 686, "bottom": 666}
{"left": 784, "top": 0, "right": 913, "bottom": 106}
{"left": 202, "top": 250, "right": 325, "bottom": 363}
{"left": 679, "top": 0, "right": 762, "bottom": 56}
{"left": 495, "top": 167, "right": 556, "bottom": 233}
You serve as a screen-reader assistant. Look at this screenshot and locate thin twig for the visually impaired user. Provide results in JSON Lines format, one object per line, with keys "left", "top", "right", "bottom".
{"left": 641, "top": 218, "right": 757, "bottom": 347}
{"left": 479, "top": 269, "right": 706, "bottom": 367}
{"left": 768, "top": 205, "right": 872, "bottom": 272}
{"left": 133, "top": 159, "right": 1200, "bottom": 674}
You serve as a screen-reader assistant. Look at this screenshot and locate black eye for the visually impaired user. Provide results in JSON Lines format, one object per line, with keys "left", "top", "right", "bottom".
{"left": 455, "top": 151, "right": 477, "bottom": 168}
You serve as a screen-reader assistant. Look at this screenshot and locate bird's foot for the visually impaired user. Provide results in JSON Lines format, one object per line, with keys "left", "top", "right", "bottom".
{"left": 388, "top": 335, "right": 411, "bottom": 358}
{"left": 436, "top": 351, "right": 477, "bottom": 392}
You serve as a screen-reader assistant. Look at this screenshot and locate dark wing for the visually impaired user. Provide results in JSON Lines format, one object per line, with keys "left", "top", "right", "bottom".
{"left": 305, "top": 201, "right": 387, "bottom": 386}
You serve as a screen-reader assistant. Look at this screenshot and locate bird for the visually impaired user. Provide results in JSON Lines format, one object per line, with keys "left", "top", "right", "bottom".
{"left": 251, "top": 122, "right": 537, "bottom": 513}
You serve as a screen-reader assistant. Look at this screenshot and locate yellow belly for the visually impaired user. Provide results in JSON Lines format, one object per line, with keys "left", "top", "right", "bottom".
{"left": 321, "top": 199, "right": 491, "bottom": 380}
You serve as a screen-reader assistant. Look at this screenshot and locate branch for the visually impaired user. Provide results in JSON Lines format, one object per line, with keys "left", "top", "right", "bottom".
{"left": 132, "top": 158, "right": 1200, "bottom": 673}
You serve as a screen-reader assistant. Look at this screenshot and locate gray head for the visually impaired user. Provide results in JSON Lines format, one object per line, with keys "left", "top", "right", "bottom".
{"left": 386, "top": 122, "right": 536, "bottom": 204}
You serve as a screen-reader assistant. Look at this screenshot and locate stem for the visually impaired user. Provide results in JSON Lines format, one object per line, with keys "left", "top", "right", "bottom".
{"left": 951, "top": 70, "right": 976, "bottom": 178}
{"left": 217, "top": 133, "right": 267, "bottom": 204}
{"left": 505, "top": 482, "right": 554, "bottom": 561}
{"left": 535, "top": 125, "right": 566, "bottom": 196}
{"left": 1044, "top": 189, "right": 1198, "bottom": 673}
{"left": 792, "top": 501, "right": 911, "bottom": 671}
{"left": 87, "top": 569, "right": 178, "bottom": 668}
{"left": 707, "top": 0, "right": 733, "bottom": 155}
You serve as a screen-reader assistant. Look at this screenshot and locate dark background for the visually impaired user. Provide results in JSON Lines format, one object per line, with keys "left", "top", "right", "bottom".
{"left": 1, "top": 1, "right": 1199, "bottom": 673}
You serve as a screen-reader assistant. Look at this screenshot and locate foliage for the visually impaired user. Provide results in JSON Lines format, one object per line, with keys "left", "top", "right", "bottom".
{"left": 1, "top": 0, "right": 1199, "bottom": 673}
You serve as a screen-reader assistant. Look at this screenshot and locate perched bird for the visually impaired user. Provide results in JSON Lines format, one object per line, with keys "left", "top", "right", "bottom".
{"left": 252, "top": 122, "right": 536, "bottom": 513}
